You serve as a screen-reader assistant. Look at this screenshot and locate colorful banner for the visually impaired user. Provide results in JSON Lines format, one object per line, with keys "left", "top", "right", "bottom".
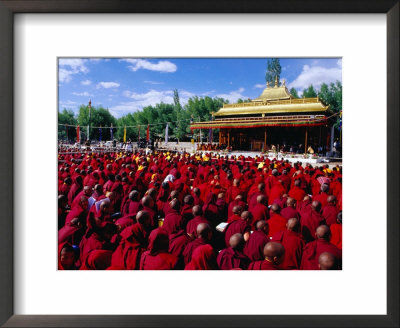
{"left": 123, "top": 126, "right": 126, "bottom": 142}
{"left": 146, "top": 124, "right": 150, "bottom": 141}
{"left": 77, "top": 125, "right": 80, "bottom": 143}
{"left": 165, "top": 123, "right": 168, "bottom": 144}
{"left": 99, "top": 127, "right": 102, "bottom": 141}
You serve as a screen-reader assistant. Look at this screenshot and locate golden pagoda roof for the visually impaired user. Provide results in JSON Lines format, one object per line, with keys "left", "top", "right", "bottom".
{"left": 253, "top": 81, "right": 293, "bottom": 102}
{"left": 214, "top": 98, "right": 329, "bottom": 117}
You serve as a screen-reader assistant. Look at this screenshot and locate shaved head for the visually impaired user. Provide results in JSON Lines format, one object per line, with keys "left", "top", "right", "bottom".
{"left": 192, "top": 205, "right": 202, "bottom": 217}
{"left": 229, "top": 233, "right": 244, "bottom": 250}
{"left": 286, "top": 217, "right": 300, "bottom": 232}
{"left": 129, "top": 190, "right": 139, "bottom": 201}
{"left": 196, "top": 223, "right": 212, "bottom": 240}
{"left": 286, "top": 197, "right": 296, "bottom": 208}
{"left": 232, "top": 205, "right": 243, "bottom": 215}
{"left": 264, "top": 242, "right": 285, "bottom": 264}
{"left": 141, "top": 195, "right": 154, "bottom": 208}
{"left": 321, "top": 183, "right": 330, "bottom": 193}
{"left": 316, "top": 225, "right": 331, "bottom": 240}
{"left": 318, "top": 252, "right": 337, "bottom": 270}
{"left": 327, "top": 195, "right": 336, "bottom": 204}
{"left": 270, "top": 203, "right": 280, "bottom": 214}
{"left": 311, "top": 200, "right": 322, "bottom": 212}
{"left": 257, "top": 194, "right": 267, "bottom": 204}
{"left": 241, "top": 211, "right": 252, "bottom": 223}
{"left": 256, "top": 220, "right": 269, "bottom": 234}
{"left": 169, "top": 198, "right": 180, "bottom": 211}
{"left": 136, "top": 210, "right": 150, "bottom": 225}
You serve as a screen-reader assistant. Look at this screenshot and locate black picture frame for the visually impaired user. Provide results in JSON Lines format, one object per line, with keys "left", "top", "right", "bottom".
{"left": 0, "top": 1, "right": 398, "bottom": 327}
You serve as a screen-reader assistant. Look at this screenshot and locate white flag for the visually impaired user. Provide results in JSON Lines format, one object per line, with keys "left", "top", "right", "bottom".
{"left": 165, "top": 123, "right": 168, "bottom": 144}
{"left": 87, "top": 125, "right": 90, "bottom": 140}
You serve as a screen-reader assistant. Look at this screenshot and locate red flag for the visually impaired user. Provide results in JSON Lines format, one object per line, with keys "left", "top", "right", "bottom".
{"left": 76, "top": 125, "right": 80, "bottom": 143}
{"left": 146, "top": 124, "right": 150, "bottom": 141}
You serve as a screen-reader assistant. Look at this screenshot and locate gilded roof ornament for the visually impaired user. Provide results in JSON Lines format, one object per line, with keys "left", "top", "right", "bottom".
{"left": 274, "top": 76, "right": 278, "bottom": 88}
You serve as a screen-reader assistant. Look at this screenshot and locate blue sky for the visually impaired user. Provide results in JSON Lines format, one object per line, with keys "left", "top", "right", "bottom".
{"left": 58, "top": 58, "right": 342, "bottom": 118}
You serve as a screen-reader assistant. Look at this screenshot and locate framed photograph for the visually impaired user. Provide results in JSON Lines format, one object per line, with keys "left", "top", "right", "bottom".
{"left": 0, "top": 1, "right": 398, "bottom": 327}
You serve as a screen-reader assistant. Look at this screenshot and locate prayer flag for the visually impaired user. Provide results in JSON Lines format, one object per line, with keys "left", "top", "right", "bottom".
{"left": 146, "top": 124, "right": 150, "bottom": 141}
{"left": 77, "top": 125, "right": 80, "bottom": 143}
{"left": 99, "top": 127, "right": 102, "bottom": 141}
{"left": 165, "top": 123, "right": 169, "bottom": 144}
{"left": 110, "top": 125, "right": 113, "bottom": 140}
{"left": 123, "top": 126, "right": 126, "bottom": 142}
{"left": 87, "top": 125, "right": 89, "bottom": 140}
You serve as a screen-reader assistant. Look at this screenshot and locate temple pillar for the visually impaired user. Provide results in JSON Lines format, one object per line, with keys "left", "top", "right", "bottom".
{"left": 330, "top": 125, "right": 335, "bottom": 151}
{"left": 264, "top": 127, "right": 267, "bottom": 150}
{"left": 304, "top": 127, "right": 308, "bottom": 153}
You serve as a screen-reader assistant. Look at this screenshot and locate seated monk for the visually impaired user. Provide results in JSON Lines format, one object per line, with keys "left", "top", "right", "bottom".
{"left": 244, "top": 220, "right": 270, "bottom": 261}
{"left": 288, "top": 179, "right": 306, "bottom": 202}
{"left": 141, "top": 195, "right": 157, "bottom": 228}
{"left": 121, "top": 190, "right": 141, "bottom": 218}
{"left": 267, "top": 204, "right": 287, "bottom": 238}
{"left": 271, "top": 218, "right": 304, "bottom": 270}
{"left": 185, "top": 205, "right": 211, "bottom": 238}
{"left": 248, "top": 242, "right": 285, "bottom": 270}
{"left": 182, "top": 223, "right": 213, "bottom": 265}
{"left": 185, "top": 244, "right": 219, "bottom": 270}
{"left": 300, "top": 225, "right": 342, "bottom": 270}
{"left": 300, "top": 200, "right": 326, "bottom": 243}
{"left": 81, "top": 250, "right": 113, "bottom": 270}
{"left": 318, "top": 252, "right": 339, "bottom": 270}
{"left": 217, "top": 233, "right": 250, "bottom": 270}
{"left": 58, "top": 242, "right": 78, "bottom": 270}
{"left": 280, "top": 197, "right": 300, "bottom": 221}
{"left": 111, "top": 212, "right": 150, "bottom": 270}
{"left": 250, "top": 195, "right": 269, "bottom": 228}
{"left": 181, "top": 195, "right": 195, "bottom": 226}
{"left": 330, "top": 211, "right": 342, "bottom": 249}
{"left": 139, "top": 228, "right": 178, "bottom": 270}
{"left": 313, "top": 183, "right": 330, "bottom": 208}
{"left": 224, "top": 211, "right": 252, "bottom": 247}
{"left": 322, "top": 195, "right": 339, "bottom": 226}
{"left": 162, "top": 199, "right": 184, "bottom": 235}
{"left": 227, "top": 205, "right": 243, "bottom": 223}
{"left": 227, "top": 195, "right": 246, "bottom": 218}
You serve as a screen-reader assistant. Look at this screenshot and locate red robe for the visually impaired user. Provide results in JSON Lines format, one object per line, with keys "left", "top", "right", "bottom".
{"left": 184, "top": 244, "right": 218, "bottom": 270}
{"left": 300, "top": 209, "right": 326, "bottom": 243}
{"left": 313, "top": 192, "right": 329, "bottom": 208}
{"left": 322, "top": 204, "right": 339, "bottom": 226}
{"left": 250, "top": 203, "right": 269, "bottom": 227}
{"left": 182, "top": 238, "right": 208, "bottom": 265}
{"left": 162, "top": 209, "right": 184, "bottom": 235}
{"left": 300, "top": 239, "right": 342, "bottom": 270}
{"left": 139, "top": 251, "right": 178, "bottom": 270}
{"left": 244, "top": 230, "right": 270, "bottom": 261}
{"left": 267, "top": 214, "right": 288, "bottom": 238}
{"left": 224, "top": 219, "right": 251, "bottom": 247}
{"left": 288, "top": 186, "right": 306, "bottom": 202}
{"left": 217, "top": 247, "right": 250, "bottom": 270}
{"left": 280, "top": 206, "right": 300, "bottom": 220}
{"left": 249, "top": 259, "right": 280, "bottom": 270}
{"left": 330, "top": 223, "right": 342, "bottom": 249}
{"left": 185, "top": 216, "right": 210, "bottom": 237}
{"left": 271, "top": 230, "right": 304, "bottom": 270}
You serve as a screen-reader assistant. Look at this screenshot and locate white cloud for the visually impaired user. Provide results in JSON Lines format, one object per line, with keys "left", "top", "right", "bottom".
{"left": 121, "top": 59, "right": 177, "bottom": 73}
{"left": 58, "top": 59, "right": 89, "bottom": 83}
{"left": 288, "top": 62, "right": 342, "bottom": 91}
{"left": 81, "top": 79, "right": 91, "bottom": 85}
{"left": 254, "top": 83, "right": 265, "bottom": 89}
{"left": 72, "top": 91, "right": 93, "bottom": 97}
{"left": 216, "top": 87, "right": 249, "bottom": 103}
{"left": 144, "top": 80, "right": 164, "bottom": 85}
{"left": 96, "top": 82, "right": 120, "bottom": 89}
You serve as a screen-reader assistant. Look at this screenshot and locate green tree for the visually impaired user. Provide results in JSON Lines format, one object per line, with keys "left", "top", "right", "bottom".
{"left": 302, "top": 85, "right": 317, "bottom": 98}
{"left": 77, "top": 105, "right": 117, "bottom": 141}
{"left": 265, "top": 58, "right": 282, "bottom": 86}
{"left": 58, "top": 109, "right": 77, "bottom": 141}
{"left": 289, "top": 88, "right": 299, "bottom": 98}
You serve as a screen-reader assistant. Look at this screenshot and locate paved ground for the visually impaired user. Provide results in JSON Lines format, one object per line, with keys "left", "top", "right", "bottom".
{"left": 160, "top": 142, "right": 342, "bottom": 168}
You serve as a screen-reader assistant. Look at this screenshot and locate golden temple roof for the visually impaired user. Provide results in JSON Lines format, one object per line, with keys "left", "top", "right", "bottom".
{"left": 214, "top": 98, "right": 329, "bottom": 117}
{"left": 253, "top": 80, "right": 293, "bottom": 102}
{"left": 213, "top": 78, "right": 329, "bottom": 117}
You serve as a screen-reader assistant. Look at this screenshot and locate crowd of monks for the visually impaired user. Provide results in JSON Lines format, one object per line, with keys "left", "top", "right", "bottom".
{"left": 58, "top": 149, "right": 342, "bottom": 270}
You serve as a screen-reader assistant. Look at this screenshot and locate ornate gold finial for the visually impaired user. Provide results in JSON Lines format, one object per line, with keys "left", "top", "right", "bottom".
{"left": 266, "top": 81, "right": 270, "bottom": 88}
{"left": 282, "top": 79, "right": 286, "bottom": 87}
{"left": 274, "top": 76, "right": 278, "bottom": 88}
